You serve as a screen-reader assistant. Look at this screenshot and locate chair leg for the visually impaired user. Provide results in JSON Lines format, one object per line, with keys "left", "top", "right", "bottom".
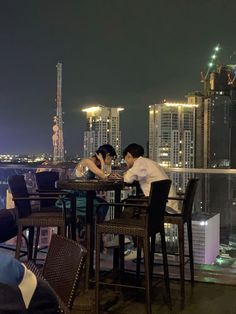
{"left": 28, "top": 226, "right": 34, "bottom": 260}
{"left": 15, "top": 224, "right": 23, "bottom": 260}
{"left": 150, "top": 235, "right": 155, "bottom": 278}
{"left": 187, "top": 220, "right": 194, "bottom": 287}
{"left": 119, "top": 234, "right": 125, "bottom": 273}
{"left": 178, "top": 222, "right": 185, "bottom": 307}
{"left": 136, "top": 237, "right": 141, "bottom": 280}
{"left": 33, "top": 227, "right": 40, "bottom": 262}
{"left": 58, "top": 223, "right": 66, "bottom": 237}
{"left": 95, "top": 230, "right": 102, "bottom": 314}
{"left": 160, "top": 228, "right": 172, "bottom": 309}
{"left": 143, "top": 235, "right": 151, "bottom": 314}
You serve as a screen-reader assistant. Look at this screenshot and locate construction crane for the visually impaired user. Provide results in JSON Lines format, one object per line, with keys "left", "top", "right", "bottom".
{"left": 227, "top": 51, "right": 236, "bottom": 85}
{"left": 201, "top": 44, "right": 221, "bottom": 82}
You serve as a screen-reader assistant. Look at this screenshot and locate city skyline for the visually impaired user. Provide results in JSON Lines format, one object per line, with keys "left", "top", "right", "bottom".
{"left": 0, "top": 1, "right": 236, "bottom": 155}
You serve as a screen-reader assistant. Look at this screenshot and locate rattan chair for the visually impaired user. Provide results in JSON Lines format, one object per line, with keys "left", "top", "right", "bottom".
{"left": 0, "top": 207, "right": 29, "bottom": 257}
{"left": 35, "top": 171, "right": 60, "bottom": 208}
{"left": 165, "top": 178, "right": 199, "bottom": 306}
{"left": 8, "top": 175, "right": 68, "bottom": 260}
{"left": 34, "top": 171, "right": 72, "bottom": 257}
{"left": 95, "top": 180, "right": 172, "bottom": 314}
{"left": 25, "top": 234, "right": 87, "bottom": 314}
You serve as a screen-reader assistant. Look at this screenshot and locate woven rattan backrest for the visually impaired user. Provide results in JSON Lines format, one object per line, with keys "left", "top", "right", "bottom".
{"left": 148, "top": 180, "right": 171, "bottom": 235}
{"left": 35, "top": 171, "right": 59, "bottom": 190}
{"left": 8, "top": 175, "right": 32, "bottom": 218}
{"left": 182, "top": 178, "right": 199, "bottom": 222}
{"left": 42, "top": 234, "right": 87, "bottom": 309}
{"left": 35, "top": 171, "right": 59, "bottom": 208}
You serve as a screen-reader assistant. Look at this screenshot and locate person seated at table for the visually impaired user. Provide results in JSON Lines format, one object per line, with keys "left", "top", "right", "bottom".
{"left": 122, "top": 143, "right": 178, "bottom": 211}
{"left": 74, "top": 144, "right": 117, "bottom": 243}
{"left": 0, "top": 252, "right": 58, "bottom": 313}
{"left": 75, "top": 144, "right": 117, "bottom": 180}
{"left": 120, "top": 143, "right": 179, "bottom": 260}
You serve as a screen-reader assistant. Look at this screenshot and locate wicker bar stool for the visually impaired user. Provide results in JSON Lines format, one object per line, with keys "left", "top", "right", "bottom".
{"left": 8, "top": 175, "right": 69, "bottom": 260}
{"left": 165, "top": 178, "right": 199, "bottom": 307}
{"left": 95, "top": 180, "right": 172, "bottom": 314}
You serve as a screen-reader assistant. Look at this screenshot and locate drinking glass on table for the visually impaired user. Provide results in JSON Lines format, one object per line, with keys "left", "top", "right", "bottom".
{"left": 102, "top": 164, "right": 112, "bottom": 178}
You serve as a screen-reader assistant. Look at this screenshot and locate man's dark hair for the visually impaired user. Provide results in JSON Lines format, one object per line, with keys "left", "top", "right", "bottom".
{"left": 96, "top": 144, "right": 117, "bottom": 160}
{"left": 123, "top": 143, "right": 144, "bottom": 158}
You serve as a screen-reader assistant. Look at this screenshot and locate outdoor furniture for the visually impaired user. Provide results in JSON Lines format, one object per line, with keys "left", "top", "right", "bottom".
{"left": 165, "top": 178, "right": 199, "bottom": 306}
{"left": 95, "top": 180, "right": 172, "bottom": 314}
{"left": 25, "top": 234, "right": 87, "bottom": 314}
{"left": 35, "top": 171, "right": 60, "bottom": 208}
{"left": 0, "top": 207, "right": 29, "bottom": 256}
{"left": 34, "top": 171, "right": 72, "bottom": 255}
{"left": 8, "top": 175, "right": 68, "bottom": 260}
{"left": 57, "top": 178, "right": 124, "bottom": 287}
{"left": 0, "top": 208, "right": 18, "bottom": 243}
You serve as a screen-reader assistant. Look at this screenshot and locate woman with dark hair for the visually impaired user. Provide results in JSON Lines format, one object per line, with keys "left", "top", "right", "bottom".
{"left": 73, "top": 145, "right": 117, "bottom": 243}
{"left": 75, "top": 144, "right": 117, "bottom": 180}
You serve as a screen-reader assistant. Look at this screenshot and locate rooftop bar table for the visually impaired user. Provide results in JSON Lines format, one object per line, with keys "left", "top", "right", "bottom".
{"left": 57, "top": 178, "right": 125, "bottom": 287}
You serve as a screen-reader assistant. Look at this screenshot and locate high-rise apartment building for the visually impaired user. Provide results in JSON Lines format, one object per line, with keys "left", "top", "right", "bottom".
{"left": 149, "top": 102, "right": 197, "bottom": 190}
{"left": 82, "top": 106, "right": 124, "bottom": 159}
{"left": 195, "top": 64, "right": 236, "bottom": 229}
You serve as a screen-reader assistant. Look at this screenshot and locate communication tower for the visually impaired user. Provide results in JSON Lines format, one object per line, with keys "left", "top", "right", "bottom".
{"left": 52, "top": 62, "right": 64, "bottom": 162}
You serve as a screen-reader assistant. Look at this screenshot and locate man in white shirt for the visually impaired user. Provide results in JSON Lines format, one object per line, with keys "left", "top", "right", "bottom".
{"left": 123, "top": 143, "right": 179, "bottom": 212}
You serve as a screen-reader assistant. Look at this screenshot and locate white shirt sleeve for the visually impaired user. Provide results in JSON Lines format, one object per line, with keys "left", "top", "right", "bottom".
{"left": 123, "top": 158, "right": 148, "bottom": 183}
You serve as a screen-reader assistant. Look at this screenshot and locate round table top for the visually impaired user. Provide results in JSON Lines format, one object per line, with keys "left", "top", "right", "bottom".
{"left": 57, "top": 178, "right": 125, "bottom": 191}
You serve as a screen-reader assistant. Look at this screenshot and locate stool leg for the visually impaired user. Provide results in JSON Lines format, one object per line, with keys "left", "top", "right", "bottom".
{"left": 136, "top": 237, "right": 141, "bottom": 280}
{"left": 33, "top": 227, "right": 40, "bottom": 262}
{"left": 28, "top": 226, "right": 34, "bottom": 260}
{"left": 143, "top": 235, "right": 151, "bottom": 314}
{"left": 150, "top": 235, "right": 155, "bottom": 278}
{"left": 15, "top": 224, "right": 23, "bottom": 260}
{"left": 160, "top": 228, "right": 171, "bottom": 309}
{"left": 119, "top": 234, "right": 125, "bottom": 272}
{"left": 95, "top": 230, "right": 101, "bottom": 314}
{"left": 187, "top": 220, "right": 194, "bottom": 286}
{"left": 178, "top": 222, "right": 185, "bottom": 307}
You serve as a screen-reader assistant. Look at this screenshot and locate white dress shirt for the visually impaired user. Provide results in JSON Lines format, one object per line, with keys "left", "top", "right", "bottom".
{"left": 123, "top": 157, "right": 179, "bottom": 212}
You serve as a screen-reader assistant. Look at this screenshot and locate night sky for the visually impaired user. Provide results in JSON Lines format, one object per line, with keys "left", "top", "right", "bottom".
{"left": 0, "top": 0, "right": 236, "bottom": 155}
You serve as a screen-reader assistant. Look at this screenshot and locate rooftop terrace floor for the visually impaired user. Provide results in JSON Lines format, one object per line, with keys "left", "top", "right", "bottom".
{"left": 72, "top": 279, "right": 236, "bottom": 314}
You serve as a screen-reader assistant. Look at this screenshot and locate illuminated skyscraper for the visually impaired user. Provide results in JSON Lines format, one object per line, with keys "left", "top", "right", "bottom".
{"left": 198, "top": 61, "right": 236, "bottom": 229}
{"left": 82, "top": 105, "right": 124, "bottom": 159}
{"left": 149, "top": 102, "right": 197, "bottom": 190}
{"left": 201, "top": 64, "right": 236, "bottom": 168}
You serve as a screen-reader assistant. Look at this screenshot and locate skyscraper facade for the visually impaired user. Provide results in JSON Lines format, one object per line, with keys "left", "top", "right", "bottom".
{"left": 201, "top": 65, "right": 236, "bottom": 168}
{"left": 149, "top": 102, "right": 197, "bottom": 191}
{"left": 196, "top": 64, "right": 236, "bottom": 229}
{"left": 82, "top": 106, "right": 124, "bottom": 159}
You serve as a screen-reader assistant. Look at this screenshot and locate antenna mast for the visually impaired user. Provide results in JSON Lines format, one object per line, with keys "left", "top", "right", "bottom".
{"left": 52, "top": 62, "right": 64, "bottom": 162}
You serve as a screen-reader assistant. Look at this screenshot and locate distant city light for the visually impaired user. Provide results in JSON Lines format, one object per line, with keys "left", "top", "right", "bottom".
{"left": 82, "top": 106, "right": 101, "bottom": 113}
{"left": 164, "top": 102, "right": 198, "bottom": 108}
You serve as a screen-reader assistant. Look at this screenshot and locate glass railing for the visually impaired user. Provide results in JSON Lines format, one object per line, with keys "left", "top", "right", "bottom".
{"left": 0, "top": 164, "right": 74, "bottom": 208}
{"left": 1, "top": 164, "right": 236, "bottom": 272}
{"left": 166, "top": 168, "right": 236, "bottom": 269}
